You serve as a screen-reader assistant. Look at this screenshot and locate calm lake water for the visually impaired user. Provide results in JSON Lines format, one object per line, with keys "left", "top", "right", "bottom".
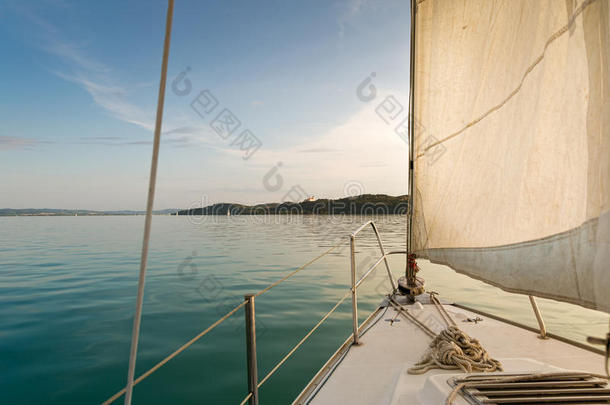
{"left": 1, "top": 216, "right": 607, "bottom": 404}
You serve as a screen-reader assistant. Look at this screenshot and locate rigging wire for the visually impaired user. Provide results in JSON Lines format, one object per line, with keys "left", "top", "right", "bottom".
{"left": 123, "top": 1, "right": 174, "bottom": 404}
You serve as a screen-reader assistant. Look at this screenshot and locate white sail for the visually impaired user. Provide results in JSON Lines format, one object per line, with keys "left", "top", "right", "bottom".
{"left": 413, "top": 0, "right": 610, "bottom": 312}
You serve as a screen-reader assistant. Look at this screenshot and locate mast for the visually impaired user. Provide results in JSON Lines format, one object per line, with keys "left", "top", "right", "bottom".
{"left": 406, "top": 0, "right": 416, "bottom": 281}
{"left": 398, "top": 0, "right": 424, "bottom": 300}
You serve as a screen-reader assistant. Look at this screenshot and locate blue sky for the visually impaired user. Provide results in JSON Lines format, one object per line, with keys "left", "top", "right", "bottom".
{"left": 0, "top": 0, "right": 411, "bottom": 210}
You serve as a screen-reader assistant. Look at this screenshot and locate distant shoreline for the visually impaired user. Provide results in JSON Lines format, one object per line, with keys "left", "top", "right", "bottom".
{"left": 177, "top": 194, "right": 408, "bottom": 216}
{"left": 2, "top": 194, "right": 409, "bottom": 217}
{"left": 0, "top": 209, "right": 177, "bottom": 217}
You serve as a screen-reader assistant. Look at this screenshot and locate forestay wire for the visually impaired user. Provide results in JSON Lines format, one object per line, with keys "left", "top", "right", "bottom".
{"left": 123, "top": 1, "right": 174, "bottom": 404}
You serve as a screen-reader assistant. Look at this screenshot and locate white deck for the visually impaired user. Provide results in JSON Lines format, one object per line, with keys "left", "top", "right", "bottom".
{"left": 300, "top": 295, "right": 605, "bottom": 405}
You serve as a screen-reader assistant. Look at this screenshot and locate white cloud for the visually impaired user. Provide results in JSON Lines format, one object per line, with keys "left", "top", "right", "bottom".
{"left": 162, "top": 125, "right": 226, "bottom": 149}
{"left": 16, "top": 5, "right": 158, "bottom": 133}
{"left": 337, "top": 0, "right": 370, "bottom": 38}
{"left": 56, "top": 71, "right": 155, "bottom": 131}
{"left": 45, "top": 40, "right": 110, "bottom": 74}
{"left": 216, "top": 94, "right": 409, "bottom": 201}
{"left": 7, "top": 3, "right": 152, "bottom": 130}
{"left": 34, "top": 16, "right": 219, "bottom": 148}
{"left": 0, "top": 136, "right": 38, "bottom": 150}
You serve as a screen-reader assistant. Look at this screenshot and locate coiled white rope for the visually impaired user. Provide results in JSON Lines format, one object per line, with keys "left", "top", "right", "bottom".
{"left": 389, "top": 293, "right": 502, "bottom": 375}
{"left": 407, "top": 325, "right": 502, "bottom": 375}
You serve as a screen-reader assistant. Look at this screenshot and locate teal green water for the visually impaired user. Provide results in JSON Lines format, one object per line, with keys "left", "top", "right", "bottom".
{"left": 1, "top": 216, "right": 607, "bottom": 404}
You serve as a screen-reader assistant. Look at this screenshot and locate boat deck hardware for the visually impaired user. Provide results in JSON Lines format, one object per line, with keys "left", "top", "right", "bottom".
{"left": 449, "top": 373, "right": 610, "bottom": 405}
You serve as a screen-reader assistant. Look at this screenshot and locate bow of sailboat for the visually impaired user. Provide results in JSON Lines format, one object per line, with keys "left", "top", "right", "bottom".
{"left": 298, "top": 295, "right": 608, "bottom": 405}
{"left": 302, "top": 0, "right": 610, "bottom": 402}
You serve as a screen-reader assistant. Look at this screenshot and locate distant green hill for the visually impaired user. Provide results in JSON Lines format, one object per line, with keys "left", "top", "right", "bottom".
{"left": 177, "top": 194, "right": 408, "bottom": 216}
{"left": 1, "top": 195, "right": 407, "bottom": 217}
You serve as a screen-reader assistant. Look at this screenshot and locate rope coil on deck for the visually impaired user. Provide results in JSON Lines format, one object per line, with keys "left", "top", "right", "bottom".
{"left": 407, "top": 325, "right": 502, "bottom": 375}
{"left": 389, "top": 292, "right": 502, "bottom": 376}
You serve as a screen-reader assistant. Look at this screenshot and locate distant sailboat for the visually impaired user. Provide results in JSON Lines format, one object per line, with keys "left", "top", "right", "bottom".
{"left": 227, "top": 209, "right": 231, "bottom": 216}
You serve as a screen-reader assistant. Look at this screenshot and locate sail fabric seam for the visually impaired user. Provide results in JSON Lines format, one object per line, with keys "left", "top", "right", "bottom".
{"left": 567, "top": 225, "right": 584, "bottom": 307}
{"left": 416, "top": 0, "right": 598, "bottom": 160}
{"left": 415, "top": 210, "right": 610, "bottom": 311}
{"left": 417, "top": 253, "right": 598, "bottom": 310}
{"left": 418, "top": 209, "right": 606, "bottom": 252}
